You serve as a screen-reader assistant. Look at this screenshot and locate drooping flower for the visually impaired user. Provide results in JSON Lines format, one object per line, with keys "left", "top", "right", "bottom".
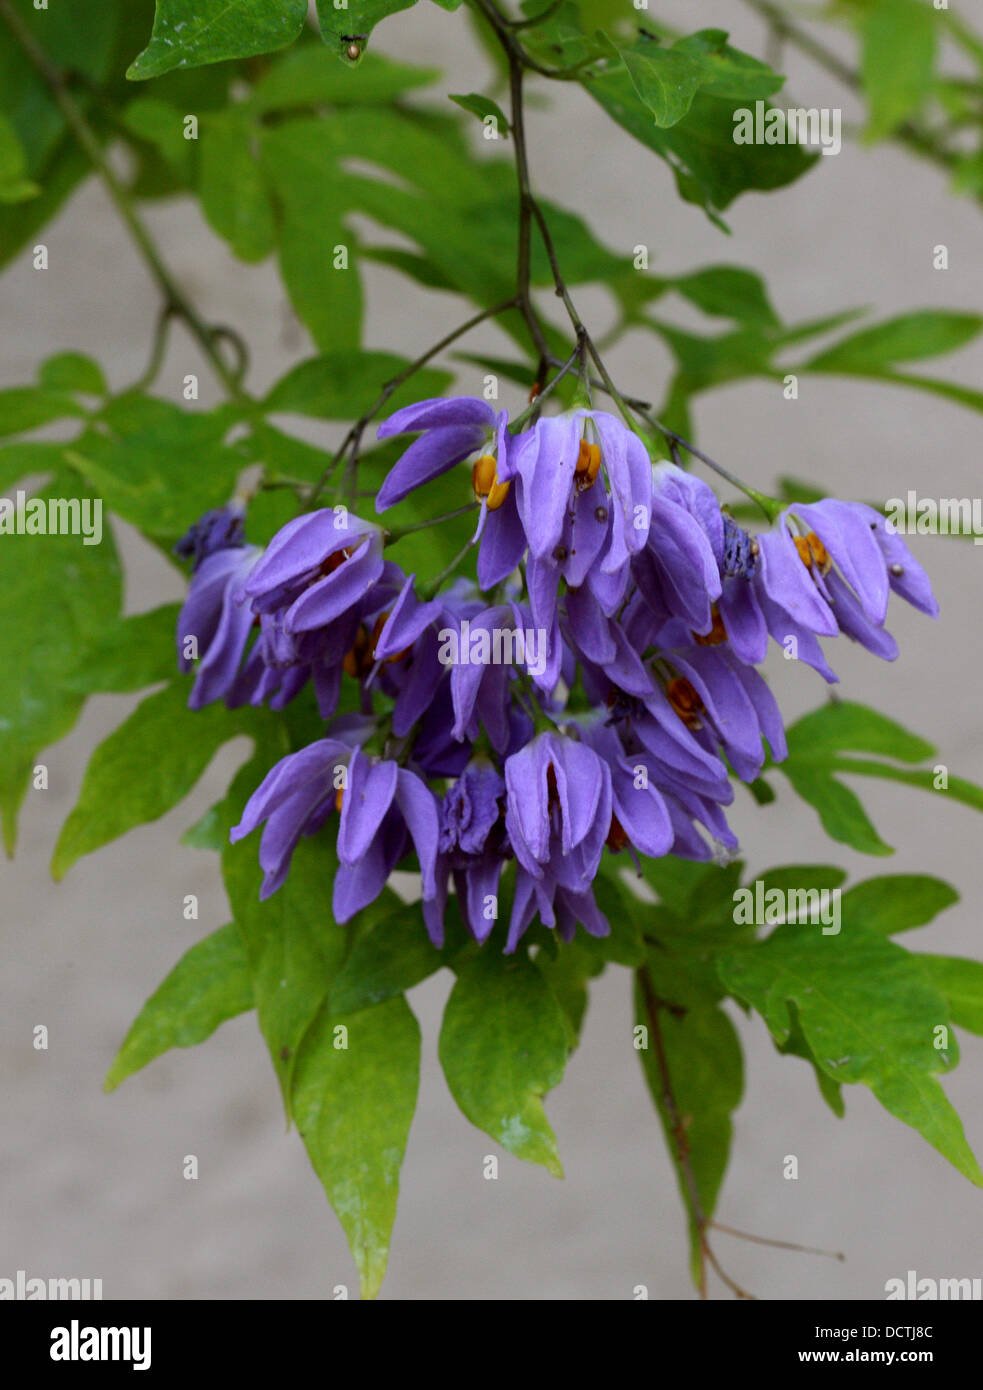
{"left": 176, "top": 542, "right": 263, "bottom": 709}
{"left": 503, "top": 728, "right": 613, "bottom": 949}
{"left": 632, "top": 464, "right": 723, "bottom": 635}
{"left": 376, "top": 397, "right": 526, "bottom": 587}
{"left": 425, "top": 759, "right": 508, "bottom": 947}
{"left": 173, "top": 500, "right": 246, "bottom": 570}
{"left": 243, "top": 510, "right": 384, "bottom": 637}
{"left": 720, "top": 500, "right": 939, "bottom": 680}
{"left": 230, "top": 737, "right": 439, "bottom": 924}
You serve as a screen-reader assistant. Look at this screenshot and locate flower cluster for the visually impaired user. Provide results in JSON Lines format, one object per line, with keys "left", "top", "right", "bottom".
{"left": 175, "top": 397, "right": 937, "bottom": 952}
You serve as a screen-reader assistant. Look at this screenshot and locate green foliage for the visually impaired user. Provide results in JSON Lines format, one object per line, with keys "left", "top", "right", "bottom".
{"left": 105, "top": 924, "right": 254, "bottom": 1091}
{"left": 52, "top": 682, "right": 264, "bottom": 879}
{"left": 774, "top": 702, "right": 983, "bottom": 857}
{"left": 0, "top": 479, "right": 120, "bottom": 854}
{"left": 265, "top": 352, "right": 453, "bottom": 420}
{"left": 439, "top": 949, "right": 570, "bottom": 1176}
{"left": 860, "top": 0, "right": 936, "bottom": 142}
{"left": 292, "top": 995, "right": 420, "bottom": 1299}
{"left": 449, "top": 92, "right": 511, "bottom": 134}
{"left": 63, "top": 397, "right": 247, "bottom": 539}
{"left": 719, "top": 925, "right": 983, "bottom": 1186}
{"left": 222, "top": 802, "right": 349, "bottom": 1115}
{"left": 128, "top": 0, "right": 309, "bottom": 80}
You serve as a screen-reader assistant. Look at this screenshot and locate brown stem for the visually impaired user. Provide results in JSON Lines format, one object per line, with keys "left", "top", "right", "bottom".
{"left": 0, "top": 0, "right": 252, "bottom": 403}
{"left": 306, "top": 295, "right": 519, "bottom": 509}
{"left": 637, "top": 966, "right": 755, "bottom": 1300}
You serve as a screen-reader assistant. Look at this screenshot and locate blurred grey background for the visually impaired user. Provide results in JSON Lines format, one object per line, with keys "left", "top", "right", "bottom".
{"left": 3, "top": 0, "right": 983, "bottom": 1299}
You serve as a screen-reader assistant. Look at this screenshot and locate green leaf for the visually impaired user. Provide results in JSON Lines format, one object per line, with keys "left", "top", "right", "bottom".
{"left": 752, "top": 864, "right": 848, "bottom": 898}
{"left": 0, "top": 441, "right": 67, "bottom": 493}
{"left": 63, "top": 397, "right": 243, "bottom": 537}
{"left": 0, "top": 386, "right": 85, "bottom": 439}
{"left": 439, "top": 949, "right": 569, "bottom": 1176}
{"left": 635, "top": 980, "right": 744, "bottom": 1281}
{"left": 0, "top": 480, "right": 121, "bottom": 854}
{"left": 260, "top": 125, "right": 362, "bottom": 351}
{"left": 829, "top": 758, "right": 983, "bottom": 818}
{"left": 585, "top": 70, "right": 815, "bottom": 223}
{"left": 776, "top": 701, "right": 983, "bottom": 854}
{"left": 861, "top": 0, "right": 936, "bottom": 141}
{"left": 535, "top": 937, "right": 601, "bottom": 1043}
{"left": 919, "top": 956, "right": 983, "bottom": 1036}
{"left": 449, "top": 92, "right": 510, "bottom": 135}
{"left": 265, "top": 351, "right": 453, "bottom": 420}
{"left": 199, "top": 109, "right": 275, "bottom": 262}
{"left": 121, "top": 98, "right": 196, "bottom": 182}
{"left": 128, "top": 0, "right": 308, "bottom": 80}
{"left": 329, "top": 908, "right": 445, "bottom": 1014}
{"left": 0, "top": 2, "right": 120, "bottom": 170}
{"left": 105, "top": 924, "right": 254, "bottom": 1091}
{"left": 292, "top": 995, "right": 420, "bottom": 1299}
{"left": 0, "top": 140, "right": 90, "bottom": 275}
{"left": 786, "top": 701, "right": 935, "bottom": 764}
{"left": 314, "top": 0, "right": 419, "bottom": 57}
{"left": 223, "top": 815, "right": 349, "bottom": 1113}
{"left": 719, "top": 927, "right": 983, "bottom": 1185}
{"left": 781, "top": 764, "right": 894, "bottom": 857}
{"left": 64, "top": 603, "right": 181, "bottom": 694}
{"left": 52, "top": 681, "right": 256, "bottom": 879}
{"left": 0, "top": 111, "right": 39, "bottom": 204}
{"left": 671, "top": 265, "right": 780, "bottom": 328}
{"left": 806, "top": 311, "right": 983, "bottom": 372}
{"left": 38, "top": 352, "right": 107, "bottom": 398}
{"left": 619, "top": 43, "right": 709, "bottom": 129}
{"left": 775, "top": 1002, "right": 845, "bottom": 1118}
{"left": 840, "top": 876, "right": 959, "bottom": 937}
{"left": 672, "top": 29, "right": 783, "bottom": 101}
{"left": 249, "top": 47, "right": 438, "bottom": 111}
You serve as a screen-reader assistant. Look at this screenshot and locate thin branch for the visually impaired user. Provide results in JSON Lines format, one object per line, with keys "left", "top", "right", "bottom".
{"left": 637, "top": 967, "right": 755, "bottom": 1300}
{"left": 0, "top": 0, "right": 253, "bottom": 404}
{"left": 306, "top": 295, "right": 520, "bottom": 509}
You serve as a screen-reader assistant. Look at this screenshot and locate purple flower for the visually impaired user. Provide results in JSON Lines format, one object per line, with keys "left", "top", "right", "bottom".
{"left": 243, "top": 510, "right": 384, "bottom": 636}
{"left": 503, "top": 729, "right": 613, "bottom": 949}
{"left": 447, "top": 605, "right": 539, "bottom": 753}
{"left": 230, "top": 737, "right": 439, "bottom": 924}
{"left": 376, "top": 397, "right": 506, "bottom": 507}
{"left": 632, "top": 464, "right": 722, "bottom": 635}
{"left": 425, "top": 759, "right": 507, "bottom": 947}
{"left": 722, "top": 500, "right": 938, "bottom": 681}
{"left": 653, "top": 620, "right": 787, "bottom": 783}
{"left": 376, "top": 396, "right": 526, "bottom": 587}
{"left": 176, "top": 543, "right": 263, "bottom": 709}
{"left": 174, "top": 501, "right": 246, "bottom": 570}
{"left": 229, "top": 735, "right": 354, "bottom": 898}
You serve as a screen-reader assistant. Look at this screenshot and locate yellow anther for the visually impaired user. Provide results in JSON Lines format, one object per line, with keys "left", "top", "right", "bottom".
{"left": 575, "top": 439, "right": 601, "bottom": 491}
{"left": 794, "top": 531, "right": 831, "bottom": 575}
{"left": 472, "top": 454, "right": 498, "bottom": 500}
{"left": 472, "top": 454, "right": 510, "bottom": 509}
{"left": 486, "top": 478, "right": 511, "bottom": 511}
